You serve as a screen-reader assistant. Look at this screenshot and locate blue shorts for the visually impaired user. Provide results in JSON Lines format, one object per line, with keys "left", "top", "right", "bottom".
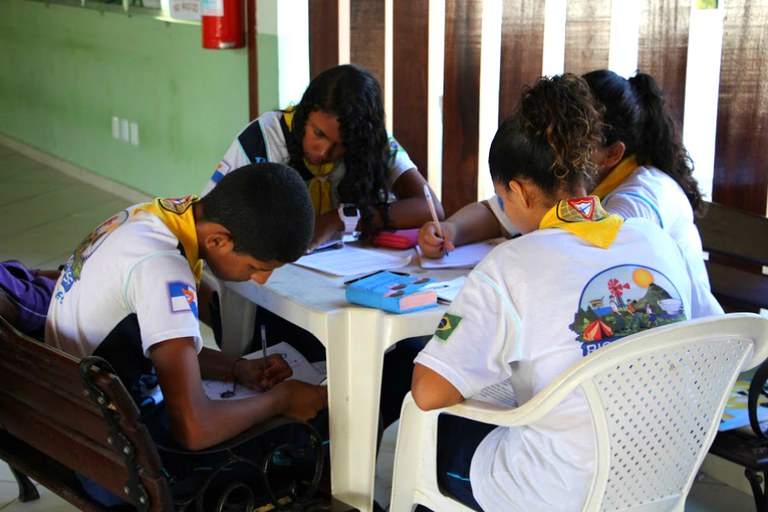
{"left": 430, "top": 414, "right": 496, "bottom": 511}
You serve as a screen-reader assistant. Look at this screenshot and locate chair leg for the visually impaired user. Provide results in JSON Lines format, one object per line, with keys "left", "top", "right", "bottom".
{"left": 9, "top": 466, "right": 39, "bottom": 502}
{"left": 745, "top": 468, "right": 767, "bottom": 512}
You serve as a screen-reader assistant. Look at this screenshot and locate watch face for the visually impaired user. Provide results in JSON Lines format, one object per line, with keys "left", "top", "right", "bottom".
{"left": 342, "top": 205, "right": 359, "bottom": 217}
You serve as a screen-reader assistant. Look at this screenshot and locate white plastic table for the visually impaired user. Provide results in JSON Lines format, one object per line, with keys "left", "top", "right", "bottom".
{"left": 219, "top": 259, "right": 466, "bottom": 512}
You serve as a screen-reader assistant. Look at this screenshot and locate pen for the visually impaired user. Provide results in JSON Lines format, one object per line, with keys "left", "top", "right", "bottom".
{"left": 307, "top": 240, "right": 344, "bottom": 254}
{"left": 344, "top": 270, "right": 409, "bottom": 285}
{"left": 260, "top": 324, "right": 268, "bottom": 370}
{"left": 423, "top": 184, "right": 448, "bottom": 256}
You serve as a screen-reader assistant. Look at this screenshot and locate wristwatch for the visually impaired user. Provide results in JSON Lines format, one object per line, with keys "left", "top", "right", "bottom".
{"left": 338, "top": 203, "right": 361, "bottom": 234}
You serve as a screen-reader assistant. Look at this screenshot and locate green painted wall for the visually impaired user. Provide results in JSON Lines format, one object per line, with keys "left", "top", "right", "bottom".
{"left": 0, "top": 0, "right": 262, "bottom": 197}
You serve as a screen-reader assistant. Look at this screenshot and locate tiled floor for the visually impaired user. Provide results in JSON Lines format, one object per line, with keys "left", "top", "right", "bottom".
{"left": 0, "top": 141, "right": 757, "bottom": 511}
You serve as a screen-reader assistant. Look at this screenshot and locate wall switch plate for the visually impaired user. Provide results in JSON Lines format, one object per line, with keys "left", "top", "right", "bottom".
{"left": 111, "top": 116, "right": 120, "bottom": 139}
{"left": 129, "top": 122, "right": 139, "bottom": 146}
{"left": 120, "top": 119, "right": 130, "bottom": 143}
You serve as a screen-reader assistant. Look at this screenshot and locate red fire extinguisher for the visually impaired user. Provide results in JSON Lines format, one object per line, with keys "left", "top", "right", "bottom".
{"left": 201, "top": 0, "right": 244, "bottom": 49}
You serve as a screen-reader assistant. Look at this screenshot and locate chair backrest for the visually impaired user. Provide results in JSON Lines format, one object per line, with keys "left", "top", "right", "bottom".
{"left": 573, "top": 314, "right": 768, "bottom": 511}
{"left": 389, "top": 314, "right": 768, "bottom": 512}
{"left": 694, "top": 201, "right": 768, "bottom": 312}
{"left": 0, "top": 315, "right": 174, "bottom": 510}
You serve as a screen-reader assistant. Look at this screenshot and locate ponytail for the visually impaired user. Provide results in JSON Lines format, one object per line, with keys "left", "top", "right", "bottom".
{"left": 629, "top": 73, "right": 704, "bottom": 215}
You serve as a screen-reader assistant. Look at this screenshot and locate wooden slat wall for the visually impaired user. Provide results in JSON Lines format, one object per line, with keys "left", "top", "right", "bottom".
{"left": 247, "top": 0, "right": 259, "bottom": 120}
{"left": 564, "top": 0, "right": 612, "bottom": 75}
{"left": 301, "top": 1, "right": 768, "bottom": 217}
{"left": 713, "top": 0, "right": 768, "bottom": 214}
{"left": 309, "top": 0, "right": 340, "bottom": 79}
{"left": 441, "top": 0, "right": 484, "bottom": 216}
{"left": 350, "top": 0, "right": 386, "bottom": 91}
{"left": 392, "top": 0, "right": 430, "bottom": 177}
{"left": 638, "top": 0, "right": 691, "bottom": 129}
{"left": 498, "top": 0, "right": 546, "bottom": 124}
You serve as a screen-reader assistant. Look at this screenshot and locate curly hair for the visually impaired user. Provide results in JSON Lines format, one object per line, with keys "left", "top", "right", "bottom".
{"left": 285, "top": 64, "right": 391, "bottom": 228}
{"left": 582, "top": 69, "right": 704, "bottom": 215}
{"left": 489, "top": 74, "right": 604, "bottom": 201}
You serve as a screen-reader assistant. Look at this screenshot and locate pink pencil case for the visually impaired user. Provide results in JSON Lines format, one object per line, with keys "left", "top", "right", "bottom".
{"left": 371, "top": 228, "right": 420, "bottom": 249}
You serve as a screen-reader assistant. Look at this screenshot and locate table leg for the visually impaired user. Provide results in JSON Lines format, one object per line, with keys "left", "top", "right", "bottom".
{"left": 325, "top": 309, "right": 390, "bottom": 512}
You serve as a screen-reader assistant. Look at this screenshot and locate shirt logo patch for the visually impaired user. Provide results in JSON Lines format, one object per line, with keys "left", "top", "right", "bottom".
{"left": 435, "top": 313, "right": 462, "bottom": 342}
{"left": 569, "top": 264, "right": 685, "bottom": 356}
{"left": 168, "top": 282, "right": 198, "bottom": 318}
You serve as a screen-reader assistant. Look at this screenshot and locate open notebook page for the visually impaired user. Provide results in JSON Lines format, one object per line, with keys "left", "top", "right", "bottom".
{"left": 292, "top": 245, "right": 411, "bottom": 277}
{"left": 203, "top": 341, "right": 326, "bottom": 401}
{"left": 416, "top": 238, "right": 504, "bottom": 269}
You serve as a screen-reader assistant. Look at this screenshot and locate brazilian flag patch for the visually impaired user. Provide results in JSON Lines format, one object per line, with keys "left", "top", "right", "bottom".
{"left": 435, "top": 313, "right": 462, "bottom": 342}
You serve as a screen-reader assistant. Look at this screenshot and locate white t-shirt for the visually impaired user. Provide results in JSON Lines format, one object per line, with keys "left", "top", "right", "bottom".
{"left": 602, "top": 165, "right": 709, "bottom": 292}
{"left": 46, "top": 205, "right": 203, "bottom": 396}
{"left": 487, "top": 165, "right": 712, "bottom": 306}
{"left": 201, "top": 110, "right": 415, "bottom": 205}
{"left": 415, "top": 218, "right": 722, "bottom": 512}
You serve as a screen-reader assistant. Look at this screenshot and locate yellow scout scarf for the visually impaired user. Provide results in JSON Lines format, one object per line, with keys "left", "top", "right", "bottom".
{"left": 539, "top": 195, "right": 623, "bottom": 249}
{"left": 283, "top": 108, "right": 336, "bottom": 217}
{"left": 591, "top": 155, "right": 639, "bottom": 198}
{"left": 134, "top": 196, "right": 203, "bottom": 283}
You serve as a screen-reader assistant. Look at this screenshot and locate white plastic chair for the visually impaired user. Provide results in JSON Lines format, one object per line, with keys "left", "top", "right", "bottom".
{"left": 389, "top": 313, "right": 768, "bottom": 512}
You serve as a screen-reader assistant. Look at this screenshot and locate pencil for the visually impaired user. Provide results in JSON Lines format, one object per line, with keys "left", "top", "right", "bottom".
{"left": 260, "top": 324, "right": 268, "bottom": 370}
{"left": 423, "top": 184, "right": 448, "bottom": 256}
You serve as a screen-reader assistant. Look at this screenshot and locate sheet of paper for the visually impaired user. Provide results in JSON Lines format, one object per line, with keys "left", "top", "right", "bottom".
{"left": 417, "top": 239, "right": 504, "bottom": 269}
{"left": 422, "top": 276, "right": 468, "bottom": 304}
{"left": 293, "top": 245, "right": 411, "bottom": 277}
{"left": 203, "top": 341, "right": 326, "bottom": 401}
{"left": 475, "top": 379, "right": 518, "bottom": 408}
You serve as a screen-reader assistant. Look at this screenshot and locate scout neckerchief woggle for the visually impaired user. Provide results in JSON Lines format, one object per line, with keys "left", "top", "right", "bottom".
{"left": 539, "top": 195, "right": 624, "bottom": 249}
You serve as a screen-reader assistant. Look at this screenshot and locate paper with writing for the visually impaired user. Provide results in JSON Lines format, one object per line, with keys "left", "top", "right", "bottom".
{"left": 422, "top": 276, "right": 468, "bottom": 304}
{"left": 293, "top": 245, "right": 411, "bottom": 277}
{"left": 416, "top": 239, "right": 504, "bottom": 269}
{"left": 475, "top": 379, "right": 517, "bottom": 408}
{"left": 203, "top": 341, "right": 326, "bottom": 401}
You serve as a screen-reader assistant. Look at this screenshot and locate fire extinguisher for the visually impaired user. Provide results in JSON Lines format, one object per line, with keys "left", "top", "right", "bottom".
{"left": 201, "top": 0, "right": 244, "bottom": 49}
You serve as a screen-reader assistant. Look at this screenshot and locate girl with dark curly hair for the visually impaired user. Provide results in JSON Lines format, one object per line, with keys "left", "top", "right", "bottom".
{"left": 417, "top": 70, "right": 711, "bottom": 310}
{"left": 409, "top": 74, "right": 721, "bottom": 512}
{"left": 204, "top": 64, "right": 443, "bottom": 252}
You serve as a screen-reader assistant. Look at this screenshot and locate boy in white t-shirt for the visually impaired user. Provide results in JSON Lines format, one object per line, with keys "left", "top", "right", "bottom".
{"left": 46, "top": 163, "right": 327, "bottom": 505}
{"left": 411, "top": 75, "right": 721, "bottom": 511}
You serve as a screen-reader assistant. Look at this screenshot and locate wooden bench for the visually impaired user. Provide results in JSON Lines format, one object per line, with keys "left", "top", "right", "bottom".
{"left": 696, "top": 201, "right": 768, "bottom": 314}
{"left": 0, "top": 314, "right": 175, "bottom": 511}
{"left": 695, "top": 200, "right": 768, "bottom": 512}
{"left": 0, "top": 314, "right": 356, "bottom": 511}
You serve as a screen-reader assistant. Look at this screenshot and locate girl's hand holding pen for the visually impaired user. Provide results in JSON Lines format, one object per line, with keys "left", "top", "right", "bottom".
{"left": 307, "top": 210, "right": 347, "bottom": 253}
{"left": 418, "top": 220, "right": 456, "bottom": 258}
{"left": 422, "top": 184, "right": 451, "bottom": 257}
{"left": 233, "top": 354, "right": 293, "bottom": 391}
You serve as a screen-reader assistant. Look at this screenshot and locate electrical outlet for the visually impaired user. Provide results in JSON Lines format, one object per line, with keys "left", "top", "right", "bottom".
{"left": 111, "top": 116, "right": 120, "bottom": 139}
{"left": 130, "top": 122, "right": 139, "bottom": 146}
{"left": 120, "top": 119, "right": 130, "bottom": 143}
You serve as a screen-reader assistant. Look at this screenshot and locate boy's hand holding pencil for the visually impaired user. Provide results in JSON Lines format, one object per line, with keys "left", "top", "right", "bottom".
{"left": 233, "top": 354, "right": 293, "bottom": 392}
